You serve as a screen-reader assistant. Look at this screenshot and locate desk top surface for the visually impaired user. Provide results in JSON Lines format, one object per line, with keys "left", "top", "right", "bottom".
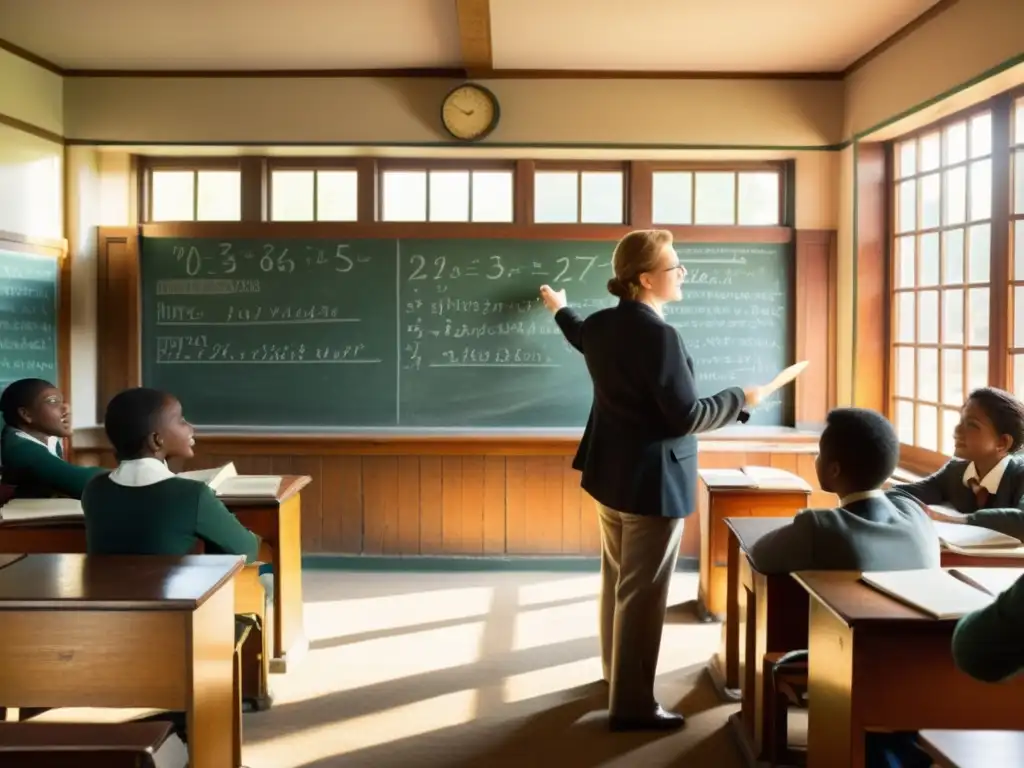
{"left": 919, "top": 729, "right": 1024, "bottom": 768}
{"left": 725, "top": 516, "right": 794, "bottom": 552}
{"left": 792, "top": 570, "right": 946, "bottom": 624}
{"left": 0, "top": 554, "right": 243, "bottom": 610}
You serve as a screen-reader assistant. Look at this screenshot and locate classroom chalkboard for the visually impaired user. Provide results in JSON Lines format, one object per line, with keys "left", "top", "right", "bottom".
{"left": 0, "top": 248, "right": 59, "bottom": 396}
{"left": 140, "top": 237, "right": 792, "bottom": 430}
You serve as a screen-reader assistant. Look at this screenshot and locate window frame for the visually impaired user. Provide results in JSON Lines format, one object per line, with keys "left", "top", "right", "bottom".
{"left": 646, "top": 161, "right": 785, "bottom": 227}
{"left": 886, "top": 91, "right": 1019, "bottom": 471}
{"left": 266, "top": 159, "right": 360, "bottom": 223}
{"left": 142, "top": 157, "right": 244, "bottom": 223}
{"left": 376, "top": 159, "right": 517, "bottom": 224}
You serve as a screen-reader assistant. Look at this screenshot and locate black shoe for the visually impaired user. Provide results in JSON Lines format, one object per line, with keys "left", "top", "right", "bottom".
{"left": 608, "top": 705, "right": 685, "bottom": 732}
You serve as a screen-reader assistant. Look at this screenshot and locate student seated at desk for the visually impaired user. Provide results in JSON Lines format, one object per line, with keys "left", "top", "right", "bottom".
{"left": 82, "top": 387, "right": 262, "bottom": 563}
{"left": 952, "top": 572, "right": 1024, "bottom": 683}
{"left": 0, "top": 378, "right": 105, "bottom": 499}
{"left": 748, "top": 407, "right": 940, "bottom": 574}
{"left": 888, "top": 387, "right": 1024, "bottom": 541}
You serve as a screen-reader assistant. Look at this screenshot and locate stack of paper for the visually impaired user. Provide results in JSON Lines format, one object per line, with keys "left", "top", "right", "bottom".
{"left": 178, "top": 462, "right": 282, "bottom": 498}
{"left": 860, "top": 569, "right": 994, "bottom": 619}
{"left": 0, "top": 497, "right": 84, "bottom": 524}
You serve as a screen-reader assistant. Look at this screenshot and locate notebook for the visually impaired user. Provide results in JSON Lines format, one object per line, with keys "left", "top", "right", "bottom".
{"left": 933, "top": 520, "right": 1023, "bottom": 550}
{"left": 950, "top": 567, "right": 1024, "bottom": 596}
{"left": 177, "top": 462, "right": 281, "bottom": 498}
{"left": 699, "top": 466, "right": 811, "bottom": 491}
{"left": 860, "top": 568, "right": 995, "bottom": 619}
{"left": 0, "top": 497, "right": 84, "bottom": 524}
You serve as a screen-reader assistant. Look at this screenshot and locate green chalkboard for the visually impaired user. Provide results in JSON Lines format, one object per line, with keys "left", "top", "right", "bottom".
{"left": 140, "top": 237, "right": 791, "bottom": 430}
{"left": 0, "top": 248, "right": 59, "bottom": 396}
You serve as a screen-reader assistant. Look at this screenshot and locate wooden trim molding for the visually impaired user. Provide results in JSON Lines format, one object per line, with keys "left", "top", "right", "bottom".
{"left": 0, "top": 111, "right": 64, "bottom": 146}
{"left": 854, "top": 142, "right": 888, "bottom": 413}
{"left": 95, "top": 228, "right": 141, "bottom": 422}
{"left": 794, "top": 229, "right": 837, "bottom": 428}
{"left": 0, "top": 37, "right": 63, "bottom": 74}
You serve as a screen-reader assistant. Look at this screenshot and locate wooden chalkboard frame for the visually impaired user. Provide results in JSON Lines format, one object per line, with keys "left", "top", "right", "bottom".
{"left": 97, "top": 220, "right": 835, "bottom": 437}
{"left": 0, "top": 230, "right": 71, "bottom": 453}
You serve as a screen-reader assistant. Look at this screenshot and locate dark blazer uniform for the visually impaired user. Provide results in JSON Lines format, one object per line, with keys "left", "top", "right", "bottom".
{"left": 555, "top": 299, "right": 747, "bottom": 518}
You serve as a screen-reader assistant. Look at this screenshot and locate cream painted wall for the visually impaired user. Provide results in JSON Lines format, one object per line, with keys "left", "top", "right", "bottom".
{"left": 844, "top": 0, "right": 1024, "bottom": 138}
{"left": 64, "top": 76, "right": 844, "bottom": 147}
{"left": 0, "top": 49, "right": 62, "bottom": 135}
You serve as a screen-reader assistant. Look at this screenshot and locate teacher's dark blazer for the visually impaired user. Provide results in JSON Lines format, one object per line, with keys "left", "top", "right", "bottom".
{"left": 555, "top": 299, "right": 747, "bottom": 519}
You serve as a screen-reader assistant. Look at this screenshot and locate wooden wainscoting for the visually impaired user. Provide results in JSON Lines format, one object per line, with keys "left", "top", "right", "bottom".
{"left": 72, "top": 430, "right": 832, "bottom": 558}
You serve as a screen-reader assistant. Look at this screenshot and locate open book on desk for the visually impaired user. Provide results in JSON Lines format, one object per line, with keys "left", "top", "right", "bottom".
{"left": 698, "top": 465, "right": 811, "bottom": 492}
{"left": 933, "top": 520, "right": 1023, "bottom": 550}
{"left": 177, "top": 462, "right": 282, "bottom": 498}
{"left": 860, "top": 568, "right": 995, "bottom": 619}
{"left": 0, "top": 497, "right": 84, "bottom": 525}
{"left": 949, "top": 567, "right": 1024, "bottom": 597}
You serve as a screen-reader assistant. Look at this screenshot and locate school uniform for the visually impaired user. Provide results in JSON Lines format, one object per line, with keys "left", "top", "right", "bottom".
{"left": 748, "top": 490, "right": 941, "bottom": 575}
{"left": 0, "top": 427, "right": 104, "bottom": 499}
{"left": 952, "top": 572, "right": 1024, "bottom": 682}
{"left": 748, "top": 490, "right": 940, "bottom": 768}
{"left": 889, "top": 454, "right": 1024, "bottom": 540}
{"left": 553, "top": 299, "right": 746, "bottom": 721}
{"left": 82, "top": 458, "right": 259, "bottom": 561}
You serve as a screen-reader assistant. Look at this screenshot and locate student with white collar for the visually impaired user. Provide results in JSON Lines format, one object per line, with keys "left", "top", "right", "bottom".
{"left": 0, "top": 378, "right": 104, "bottom": 499}
{"left": 82, "top": 387, "right": 259, "bottom": 560}
{"left": 889, "top": 387, "right": 1024, "bottom": 540}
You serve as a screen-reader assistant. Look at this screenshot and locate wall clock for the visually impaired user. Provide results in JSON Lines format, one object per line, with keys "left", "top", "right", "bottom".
{"left": 441, "top": 83, "right": 500, "bottom": 142}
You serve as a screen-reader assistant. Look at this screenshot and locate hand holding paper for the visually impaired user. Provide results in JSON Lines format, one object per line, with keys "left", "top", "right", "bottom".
{"left": 745, "top": 360, "right": 809, "bottom": 408}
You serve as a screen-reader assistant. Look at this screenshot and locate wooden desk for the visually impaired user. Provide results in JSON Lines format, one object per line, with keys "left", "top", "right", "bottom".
{"left": 0, "top": 474, "right": 310, "bottom": 672}
{"left": 795, "top": 571, "right": 1024, "bottom": 768}
{"left": 696, "top": 474, "right": 809, "bottom": 621}
{"left": 728, "top": 553, "right": 808, "bottom": 764}
{"left": 919, "top": 730, "right": 1024, "bottom": 768}
{"left": 710, "top": 516, "right": 793, "bottom": 697}
{"left": 0, "top": 554, "right": 241, "bottom": 768}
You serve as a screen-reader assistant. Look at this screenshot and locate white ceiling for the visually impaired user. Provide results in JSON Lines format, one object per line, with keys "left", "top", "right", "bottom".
{"left": 0, "top": 0, "right": 943, "bottom": 73}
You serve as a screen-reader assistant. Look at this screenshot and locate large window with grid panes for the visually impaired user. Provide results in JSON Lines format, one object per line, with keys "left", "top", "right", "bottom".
{"left": 891, "top": 92, "right": 1023, "bottom": 457}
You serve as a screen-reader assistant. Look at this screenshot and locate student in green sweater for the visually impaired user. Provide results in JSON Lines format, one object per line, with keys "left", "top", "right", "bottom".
{"left": 82, "top": 386, "right": 260, "bottom": 560}
{"left": 0, "top": 377, "right": 104, "bottom": 499}
{"left": 951, "top": 573, "right": 1024, "bottom": 682}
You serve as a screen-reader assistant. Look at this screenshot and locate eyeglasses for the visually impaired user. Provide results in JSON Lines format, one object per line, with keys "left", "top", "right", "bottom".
{"left": 661, "top": 264, "right": 684, "bottom": 273}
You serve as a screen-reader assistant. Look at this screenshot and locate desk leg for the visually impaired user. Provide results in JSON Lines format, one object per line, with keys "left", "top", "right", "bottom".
{"left": 710, "top": 531, "right": 742, "bottom": 699}
{"left": 806, "top": 598, "right": 863, "bottom": 768}
{"left": 188, "top": 585, "right": 237, "bottom": 768}
{"left": 271, "top": 494, "right": 308, "bottom": 673}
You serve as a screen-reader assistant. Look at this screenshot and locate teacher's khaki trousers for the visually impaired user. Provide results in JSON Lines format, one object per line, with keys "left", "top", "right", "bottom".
{"left": 596, "top": 502, "right": 684, "bottom": 717}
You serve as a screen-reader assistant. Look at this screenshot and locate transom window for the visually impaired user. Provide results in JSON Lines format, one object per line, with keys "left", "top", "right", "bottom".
{"left": 652, "top": 169, "right": 781, "bottom": 226}
{"left": 380, "top": 168, "right": 514, "bottom": 222}
{"left": 149, "top": 169, "right": 242, "bottom": 222}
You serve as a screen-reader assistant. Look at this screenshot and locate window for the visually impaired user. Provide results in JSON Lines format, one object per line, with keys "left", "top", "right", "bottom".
{"left": 380, "top": 168, "right": 513, "bottom": 222}
{"left": 149, "top": 169, "right": 241, "bottom": 222}
{"left": 1011, "top": 98, "right": 1024, "bottom": 398}
{"left": 891, "top": 110, "right": 995, "bottom": 454}
{"left": 270, "top": 169, "right": 358, "bottom": 221}
{"left": 534, "top": 169, "right": 624, "bottom": 224}
{"left": 651, "top": 169, "right": 781, "bottom": 226}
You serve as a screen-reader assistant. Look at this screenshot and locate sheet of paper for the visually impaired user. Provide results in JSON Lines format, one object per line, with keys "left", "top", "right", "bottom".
{"left": 950, "top": 567, "right": 1024, "bottom": 596}
{"left": 741, "top": 465, "right": 812, "bottom": 491}
{"left": 861, "top": 568, "right": 994, "bottom": 619}
{"left": 0, "top": 497, "right": 83, "bottom": 522}
{"left": 698, "top": 469, "right": 756, "bottom": 488}
{"left": 760, "top": 360, "right": 809, "bottom": 399}
{"left": 215, "top": 475, "right": 282, "bottom": 497}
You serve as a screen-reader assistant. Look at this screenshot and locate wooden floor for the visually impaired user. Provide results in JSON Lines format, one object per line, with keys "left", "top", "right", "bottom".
{"left": 34, "top": 568, "right": 759, "bottom": 768}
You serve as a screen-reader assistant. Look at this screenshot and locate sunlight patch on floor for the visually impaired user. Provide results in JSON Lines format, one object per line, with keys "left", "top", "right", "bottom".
{"left": 302, "top": 586, "right": 495, "bottom": 642}
{"left": 516, "top": 574, "right": 602, "bottom": 606}
{"left": 243, "top": 688, "right": 480, "bottom": 768}
{"left": 502, "top": 657, "right": 604, "bottom": 703}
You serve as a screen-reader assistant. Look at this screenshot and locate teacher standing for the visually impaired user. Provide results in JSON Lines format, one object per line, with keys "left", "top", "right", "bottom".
{"left": 539, "top": 229, "right": 766, "bottom": 732}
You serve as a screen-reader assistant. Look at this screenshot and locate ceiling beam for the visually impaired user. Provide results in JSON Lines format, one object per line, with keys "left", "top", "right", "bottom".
{"left": 455, "top": 0, "right": 493, "bottom": 76}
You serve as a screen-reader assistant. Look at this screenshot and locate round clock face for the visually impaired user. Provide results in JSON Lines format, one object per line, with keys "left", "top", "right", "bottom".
{"left": 442, "top": 84, "right": 498, "bottom": 141}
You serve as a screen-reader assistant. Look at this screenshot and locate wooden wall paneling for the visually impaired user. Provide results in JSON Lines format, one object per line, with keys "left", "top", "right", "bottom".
{"left": 290, "top": 455, "right": 323, "bottom": 552}
{"left": 505, "top": 456, "right": 528, "bottom": 553}
{"left": 320, "top": 456, "right": 363, "bottom": 553}
{"left": 793, "top": 230, "right": 837, "bottom": 428}
{"left": 579, "top": 490, "right": 601, "bottom": 556}
{"left": 419, "top": 456, "right": 444, "bottom": 554}
{"left": 441, "top": 456, "right": 467, "bottom": 553}
{"left": 362, "top": 456, "right": 399, "bottom": 554}
{"left": 560, "top": 456, "right": 582, "bottom": 555}
{"left": 853, "top": 143, "right": 888, "bottom": 413}
{"left": 397, "top": 456, "right": 422, "bottom": 554}
{"left": 96, "top": 227, "right": 142, "bottom": 421}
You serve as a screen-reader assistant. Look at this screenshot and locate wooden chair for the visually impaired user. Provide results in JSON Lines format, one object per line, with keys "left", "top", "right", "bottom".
{"left": 0, "top": 721, "right": 186, "bottom": 767}
{"left": 762, "top": 649, "right": 809, "bottom": 767}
